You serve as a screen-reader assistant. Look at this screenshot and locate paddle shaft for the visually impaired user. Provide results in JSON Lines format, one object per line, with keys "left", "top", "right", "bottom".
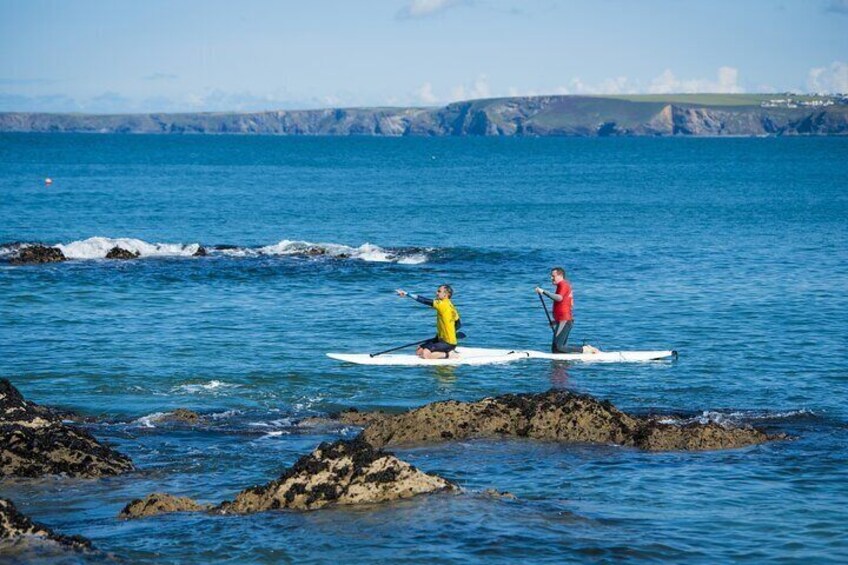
{"left": 538, "top": 293, "right": 555, "bottom": 334}
{"left": 370, "top": 331, "right": 466, "bottom": 358}
{"left": 370, "top": 339, "right": 430, "bottom": 357}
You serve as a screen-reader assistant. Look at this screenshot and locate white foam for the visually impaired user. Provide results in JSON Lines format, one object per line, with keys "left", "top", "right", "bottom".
{"left": 398, "top": 253, "right": 428, "bottom": 265}
{"left": 132, "top": 412, "right": 168, "bottom": 428}
{"left": 659, "top": 408, "right": 814, "bottom": 427}
{"left": 257, "top": 239, "right": 427, "bottom": 263}
{"left": 259, "top": 431, "right": 288, "bottom": 439}
{"left": 56, "top": 237, "right": 201, "bottom": 259}
{"left": 209, "top": 409, "right": 242, "bottom": 420}
{"left": 172, "top": 380, "right": 241, "bottom": 395}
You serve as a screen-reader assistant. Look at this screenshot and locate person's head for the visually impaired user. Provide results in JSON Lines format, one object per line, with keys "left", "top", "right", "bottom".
{"left": 436, "top": 284, "right": 453, "bottom": 299}
{"left": 550, "top": 267, "right": 566, "bottom": 283}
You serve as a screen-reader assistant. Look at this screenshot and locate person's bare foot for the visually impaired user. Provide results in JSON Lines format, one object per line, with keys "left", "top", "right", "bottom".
{"left": 582, "top": 345, "right": 601, "bottom": 354}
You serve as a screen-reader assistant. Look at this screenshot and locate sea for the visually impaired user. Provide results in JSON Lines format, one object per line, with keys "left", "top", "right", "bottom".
{"left": 0, "top": 133, "right": 846, "bottom": 564}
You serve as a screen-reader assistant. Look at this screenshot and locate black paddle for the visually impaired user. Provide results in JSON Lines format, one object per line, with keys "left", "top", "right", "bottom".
{"left": 538, "top": 292, "right": 555, "bottom": 334}
{"left": 370, "top": 331, "right": 467, "bottom": 358}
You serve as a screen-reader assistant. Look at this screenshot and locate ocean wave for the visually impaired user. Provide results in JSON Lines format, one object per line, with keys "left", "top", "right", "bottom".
{"left": 132, "top": 411, "right": 169, "bottom": 428}
{"left": 171, "top": 380, "right": 241, "bottom": 395}
{"left": 657, "top": 408, "right": 815, "bottom": 427}
{"left": 1, "top": 237, "right": 432, "bottom": 264}
{"left": 226, "top": 239, "right": 430, "bottom": 263}
{"left": 57, "top": 237, "right": 202, "bottom": 259}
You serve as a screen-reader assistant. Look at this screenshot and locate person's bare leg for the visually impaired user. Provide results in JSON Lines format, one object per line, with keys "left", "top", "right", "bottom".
{"left": 420, "top": 349, "right": 448, "bottom": 359}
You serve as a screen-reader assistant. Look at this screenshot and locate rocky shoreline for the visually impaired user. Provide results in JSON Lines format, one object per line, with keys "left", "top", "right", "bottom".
{"left": 1, "top": 378, "right": 787, "bottom": 548}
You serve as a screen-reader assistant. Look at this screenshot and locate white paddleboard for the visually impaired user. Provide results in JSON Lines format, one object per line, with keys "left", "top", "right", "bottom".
{"left": 326, "top": 347, "right": 676, "bottom": 366}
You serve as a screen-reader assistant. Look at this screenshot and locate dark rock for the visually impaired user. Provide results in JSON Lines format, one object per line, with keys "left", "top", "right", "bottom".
{"left": 482, "top": 489, "right": 518, "bottom": 500}
{"left": 358, "top": 389, "right": 781, "bottom": 452}
{"left": 0, "top": 379, "right": 133, "bottom": 478}
{"left": 119, "top": 493, "right": 211, "bottom": 519}
{"left": 10, "top": 245, "right": 66, "bottom": 265}
{"left": 0, "top": 497, "right": 92, "bottom": 550}
{"left": 193, "top": 246, "right": 208, "bottom": 257}
{"left": 150, "top": 409, "right": 200, "bottom": 425}
{"left": 105, "top": 246, "right": 139, "bottom": 260}
{"left": 216, "top": 437, "right": 455, "bottom": 513}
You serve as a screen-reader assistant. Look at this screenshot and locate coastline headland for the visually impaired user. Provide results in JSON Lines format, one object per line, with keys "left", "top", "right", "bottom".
{"left": 1, "top": 93, "right": 847, "bottom": 136}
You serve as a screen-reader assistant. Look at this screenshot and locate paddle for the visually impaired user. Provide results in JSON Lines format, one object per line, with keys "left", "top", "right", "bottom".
{"left": 370, "top": 331, "right": 467, "bottom": 358}
{"left": 538, "top": 292, "right": 555, "bottom": 334}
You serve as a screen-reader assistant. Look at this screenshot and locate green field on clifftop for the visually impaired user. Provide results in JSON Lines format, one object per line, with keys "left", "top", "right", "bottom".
{"left": 595, "top": 93, "right": 821, "bottom": 106}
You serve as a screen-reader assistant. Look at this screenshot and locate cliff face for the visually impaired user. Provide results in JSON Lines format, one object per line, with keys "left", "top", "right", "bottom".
{"left": 1, "top": 95, "right": 846, "bottom": 136}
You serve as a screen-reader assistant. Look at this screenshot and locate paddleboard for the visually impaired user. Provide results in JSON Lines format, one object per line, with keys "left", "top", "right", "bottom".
{"left": 326, "top": 347, "right": 676, "bottom": 366}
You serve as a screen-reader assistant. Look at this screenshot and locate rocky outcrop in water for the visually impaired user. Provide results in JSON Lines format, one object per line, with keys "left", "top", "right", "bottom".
{"left": 2, "top": 95, "right": 846, "bottom": 136}
{"left": 218, "top": 437, "right": 455, "bottom": 513}
{"left": 0, "top": 379, "right": 133, "bottom": 478}
{"left": 149, "top": 409, "right": 201, "bottom": 425}
{"left": 0, "top": 498, "right": 92, "bottom": 550}
{"left": 105, "top": 246, "right": 140, "bottom": 259}
{"left": 119, "top": 493, "right": 212, "bottom": 519}
{"left": 9, "top": 245, "right": 66, "bottom": 265}
{"left": 355, "top": 390, "right": 778, "bottom": 451}
{"left": 123, "top": 438, "right": 454, "bottom": 518}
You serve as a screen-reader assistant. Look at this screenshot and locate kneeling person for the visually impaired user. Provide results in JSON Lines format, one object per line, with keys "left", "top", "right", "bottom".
{"left": 396, "top": 285, "right": 461, "bottom": 359}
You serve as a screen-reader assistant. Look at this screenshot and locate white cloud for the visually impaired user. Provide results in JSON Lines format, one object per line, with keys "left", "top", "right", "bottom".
{"left": 397, "top": 0, "right": 464, "bottom": 19}
{"left": 417, "top": 82, "right": 438, "bottom": 104}
{"left": 806, "top": 61, "right": 848, "bottom": 93}
{"left": 447, "top": 75, "right": 491, "bottom": 102}
{"left": 469, "top": 75, "right": 491, "bottom": 98}
{"left": 649, "top": 66, "right": 743, "bottom": 94}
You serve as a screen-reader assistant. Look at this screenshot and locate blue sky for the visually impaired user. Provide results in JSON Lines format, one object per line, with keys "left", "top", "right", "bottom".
{"left": 1, "top": 0, "right": 847, "bottom": 113}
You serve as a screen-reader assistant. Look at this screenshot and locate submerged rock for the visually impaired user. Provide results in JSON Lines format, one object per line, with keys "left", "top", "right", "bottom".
{"left": 9, "top": 245, "right": 66, "bottom": 265}
{"left": 105, "top": 246, "right": 140, "bottom": 259}
{"left": 0, "top": 498, "right": 92, "bottom": 550}
{"left": 0, "top": 379, "right": 133, "bottom": 478}
{"left": 151, "top": 409, "right": 201, "bottom": 425}
{"left": 217, "top": 437, "right": 455, "bottom": 513}
{"left": 481, "top": 489, "right": 518, "bottom": 500}
{"left": 358, "top": 390, "right": 779, "bottom": 451}
{"left": 119, "top": 493, "right": 212, "bottom": 519}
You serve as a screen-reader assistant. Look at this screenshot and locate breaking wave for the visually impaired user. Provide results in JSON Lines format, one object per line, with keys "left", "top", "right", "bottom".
{"left": 1, "top": 237, "right": 431, "bottom": 264}
{"left": 657, "top": 408, "right": 815, "bottom": 427}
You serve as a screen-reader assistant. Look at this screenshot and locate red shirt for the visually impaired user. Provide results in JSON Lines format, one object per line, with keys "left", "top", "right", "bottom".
{"left": 553, "top": 280, "right": 573, "bottom": 321}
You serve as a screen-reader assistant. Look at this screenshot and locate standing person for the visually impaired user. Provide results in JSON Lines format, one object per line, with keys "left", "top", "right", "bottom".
{"left": 395, "top": 285, "right": 461, "bottom": 359}
{"left": 535, "top": 267, "right": 600, "bottom": 354}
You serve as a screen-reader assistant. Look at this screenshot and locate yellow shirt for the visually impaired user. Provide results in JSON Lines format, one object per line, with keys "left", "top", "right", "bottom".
{"left": 433, "top": 298, "right": 460, "bottom": 345}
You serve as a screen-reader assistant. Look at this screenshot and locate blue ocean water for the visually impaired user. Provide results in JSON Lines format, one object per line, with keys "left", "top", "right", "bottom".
{"left": 0, "top": 133, "right": 846, "bottom": 563}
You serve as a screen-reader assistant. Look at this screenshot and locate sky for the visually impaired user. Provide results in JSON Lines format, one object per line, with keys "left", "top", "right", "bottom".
{"left": 1, "top": 0, "right": 847, "bottom": 113}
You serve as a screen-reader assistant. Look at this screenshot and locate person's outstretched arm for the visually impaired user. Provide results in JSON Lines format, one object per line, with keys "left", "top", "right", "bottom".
{"left": 396, "top": 289, "right": 434, "bottom": 306}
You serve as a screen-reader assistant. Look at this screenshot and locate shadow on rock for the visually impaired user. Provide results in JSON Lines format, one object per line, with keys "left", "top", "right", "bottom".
{"left": 0, "top": 498, "right": 92, "bottom": 551}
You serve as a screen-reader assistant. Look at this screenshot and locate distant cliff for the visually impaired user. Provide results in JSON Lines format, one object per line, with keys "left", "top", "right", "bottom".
{"left": 2, "top": 95, "right": 847, "bottom": 136}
